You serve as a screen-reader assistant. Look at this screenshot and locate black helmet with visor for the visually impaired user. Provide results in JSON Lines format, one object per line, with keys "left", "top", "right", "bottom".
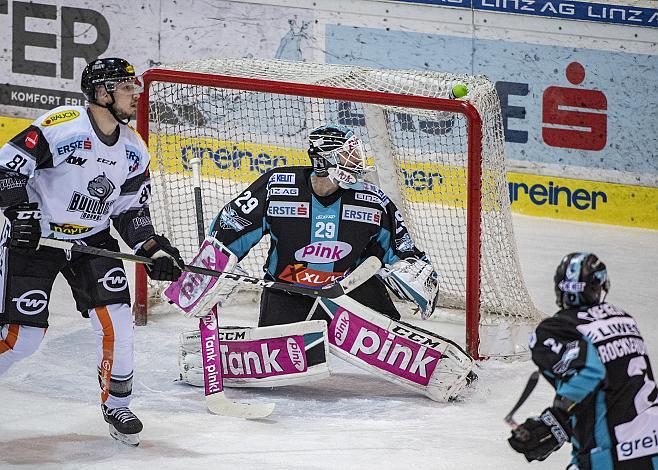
{"left": 81, "top": 58, "right": 143, "bottom": 124}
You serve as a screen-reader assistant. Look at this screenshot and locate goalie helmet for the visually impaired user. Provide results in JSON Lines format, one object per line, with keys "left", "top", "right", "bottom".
{"left": 81, "top": 58, "right": 143, "bottom": 124}
{"left": 554, "top": 252, "right": 610, "bottom": 308}
{"left": 307, "top": 124, "right": 372, "bottom": 189}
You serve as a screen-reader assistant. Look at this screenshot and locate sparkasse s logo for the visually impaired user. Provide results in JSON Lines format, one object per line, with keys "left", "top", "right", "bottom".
{"left": 342, "top": 205, "right": 381, "bottom": 225}
{"left": 267, "top": 201, "right": 310, "bottom": 218}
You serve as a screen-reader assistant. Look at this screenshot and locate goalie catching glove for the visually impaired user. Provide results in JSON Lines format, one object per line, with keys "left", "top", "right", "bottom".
{"left": 379, "top": 256, "right": 439, "bottom": 319}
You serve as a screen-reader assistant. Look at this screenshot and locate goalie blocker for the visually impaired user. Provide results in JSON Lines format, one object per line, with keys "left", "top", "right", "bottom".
{"left": 179, "top": 320, "right": 331, "bottom": 388}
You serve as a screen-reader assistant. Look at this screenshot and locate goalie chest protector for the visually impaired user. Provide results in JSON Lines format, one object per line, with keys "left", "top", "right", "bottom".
{"left": 212, "top": 166, "right": 424, "bottom": 286}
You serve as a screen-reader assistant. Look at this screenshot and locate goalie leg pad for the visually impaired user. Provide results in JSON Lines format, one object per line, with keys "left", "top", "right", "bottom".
{"left": 318, "top": 296, "right": 473, "bottom": 402}
{"left": 179, "top": 320, "right": 330, "bottom": 388}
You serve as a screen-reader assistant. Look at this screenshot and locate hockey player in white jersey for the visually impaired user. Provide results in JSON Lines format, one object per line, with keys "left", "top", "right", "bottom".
{"left": 0, "top": 58, "right": 184, "bottom": 446}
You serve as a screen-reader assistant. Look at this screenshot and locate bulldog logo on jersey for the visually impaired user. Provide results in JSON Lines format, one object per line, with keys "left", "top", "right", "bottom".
{"left": 87, "top": 173, "right": 116, "bottom": 204}
{"left": 67, "top": 173, "right": 116, "bottom": 221}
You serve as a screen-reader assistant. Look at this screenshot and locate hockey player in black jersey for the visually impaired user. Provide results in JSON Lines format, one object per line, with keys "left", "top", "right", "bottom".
{"left": 174, "top": 125, "right": 474, "bottom": 401}
{"left": 508, "top": 253, "right": 658, "bottom": 469}
{"left": 207, "top": 124, "right": 439, "bottom": 325}
{"left": 0, "top": 58, "right": 184, "bottom": 446}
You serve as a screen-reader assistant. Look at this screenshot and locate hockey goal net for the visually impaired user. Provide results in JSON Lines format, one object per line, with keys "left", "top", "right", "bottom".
{"left": 135, "top": 57, "right": 543, "bottom": 360}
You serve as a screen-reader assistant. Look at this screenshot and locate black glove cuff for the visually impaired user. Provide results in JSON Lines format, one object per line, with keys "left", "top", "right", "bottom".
{"left": 137, "top": 234, "right": 164, "bottom": 258}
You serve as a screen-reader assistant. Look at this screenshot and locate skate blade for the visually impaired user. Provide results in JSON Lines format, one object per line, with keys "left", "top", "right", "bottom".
{"left": 109, "top": 424, "right": 140, "bottom": 447}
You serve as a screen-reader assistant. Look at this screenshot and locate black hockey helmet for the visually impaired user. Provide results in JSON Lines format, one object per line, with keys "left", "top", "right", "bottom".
{"left": 81, "top": 58, "right": 142, "bottom": 124}
{"left": 81, "top": 58, "right": 139, "bottom": 102}
{"left": 307, "top": 124, "right": 372, "bottom": 188}
{"left": 554, "top": 252, "right": 610, "bottom": 308}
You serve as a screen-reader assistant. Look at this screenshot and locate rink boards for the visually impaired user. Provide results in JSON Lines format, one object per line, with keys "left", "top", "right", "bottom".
{"left": 0, "top": 115, "right": 656, "bottom": 229}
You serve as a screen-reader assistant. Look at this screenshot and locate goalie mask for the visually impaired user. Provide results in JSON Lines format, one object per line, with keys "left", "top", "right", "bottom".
{"left": 554, "top": 252, "right": 610, "bottom": 309}
{"left": 81, "top": 58, "right": 144, "bottom": 125}
{"left": 308, "top": 125, "right": 372, "bottom": 189}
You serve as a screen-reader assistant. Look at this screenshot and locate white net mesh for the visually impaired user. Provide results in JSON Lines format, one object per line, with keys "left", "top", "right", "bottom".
{"left": 142, "top": 58, "right": 543, "bottom": 358}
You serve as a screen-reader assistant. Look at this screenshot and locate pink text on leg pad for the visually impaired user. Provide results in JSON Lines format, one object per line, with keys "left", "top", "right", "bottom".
{"left": 221, "top": 336, "right": 307, "bottom": 378}
{"left": 328, "top": 308, "right": 442, "bottom": 386}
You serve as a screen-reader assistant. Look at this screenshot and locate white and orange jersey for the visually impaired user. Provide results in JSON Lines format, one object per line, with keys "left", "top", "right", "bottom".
{"left": 0, "top": 106, "right": 154, "bottom": 248}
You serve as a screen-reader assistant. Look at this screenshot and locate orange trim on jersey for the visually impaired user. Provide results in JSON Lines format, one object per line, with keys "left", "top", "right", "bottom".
{"left": 0, "top": 324, "right": 21, "bottom": 354}
{"left": 96, "top": 306, "right": 115, "bottom": 404}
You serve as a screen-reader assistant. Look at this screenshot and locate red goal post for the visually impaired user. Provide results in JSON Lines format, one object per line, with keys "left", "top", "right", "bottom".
{"left": 133, "top": 58, "right": 542, "bottom": 360}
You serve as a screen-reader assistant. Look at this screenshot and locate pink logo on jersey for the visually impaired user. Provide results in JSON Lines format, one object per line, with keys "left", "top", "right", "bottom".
{"left": 295, "top": 241, "right": 352, "bottom": 263}
{"left": 219, "top": 336, "right": 307, "bottom": 378}
{"left": 328, "top": 308, "right": 442, "bottom": 386}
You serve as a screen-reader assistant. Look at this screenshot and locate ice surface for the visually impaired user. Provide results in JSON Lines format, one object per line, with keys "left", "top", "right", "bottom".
{"left": 1, "top": 214, "right": 656, "bottom": 469}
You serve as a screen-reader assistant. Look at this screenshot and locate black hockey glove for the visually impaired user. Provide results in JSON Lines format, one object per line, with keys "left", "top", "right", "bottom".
{"left": 3, "top": 202, "right": 42, "bottom": 253}
{"left": 508, "top": 407, "right": 571, "bottom": 462}
{"left": 136, "top": 234, "right": 184, "bottom": 281}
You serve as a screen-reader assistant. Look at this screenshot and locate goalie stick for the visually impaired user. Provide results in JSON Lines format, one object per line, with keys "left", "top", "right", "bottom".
{"left": 37, "top": 238, "right": 380, "bottom": 299}
{"left": 504, "top": 371, "right": 539, "bottom": 428}
{"left": 190, "top": 156, "right": 274, "bottom": 419}
{"left": 198, "top": 306, "right": 274, "bottom": 418}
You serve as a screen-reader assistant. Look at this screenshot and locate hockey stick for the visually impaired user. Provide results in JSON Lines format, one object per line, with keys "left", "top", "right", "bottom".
{"left": 189, "top": 156, "right": 274, "bottom": 419}
{"left": 37, "top": 237, "right": 381, "bottom": 299}
{"left": 504, "top": 371, "right": 539, "bottom": 428}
